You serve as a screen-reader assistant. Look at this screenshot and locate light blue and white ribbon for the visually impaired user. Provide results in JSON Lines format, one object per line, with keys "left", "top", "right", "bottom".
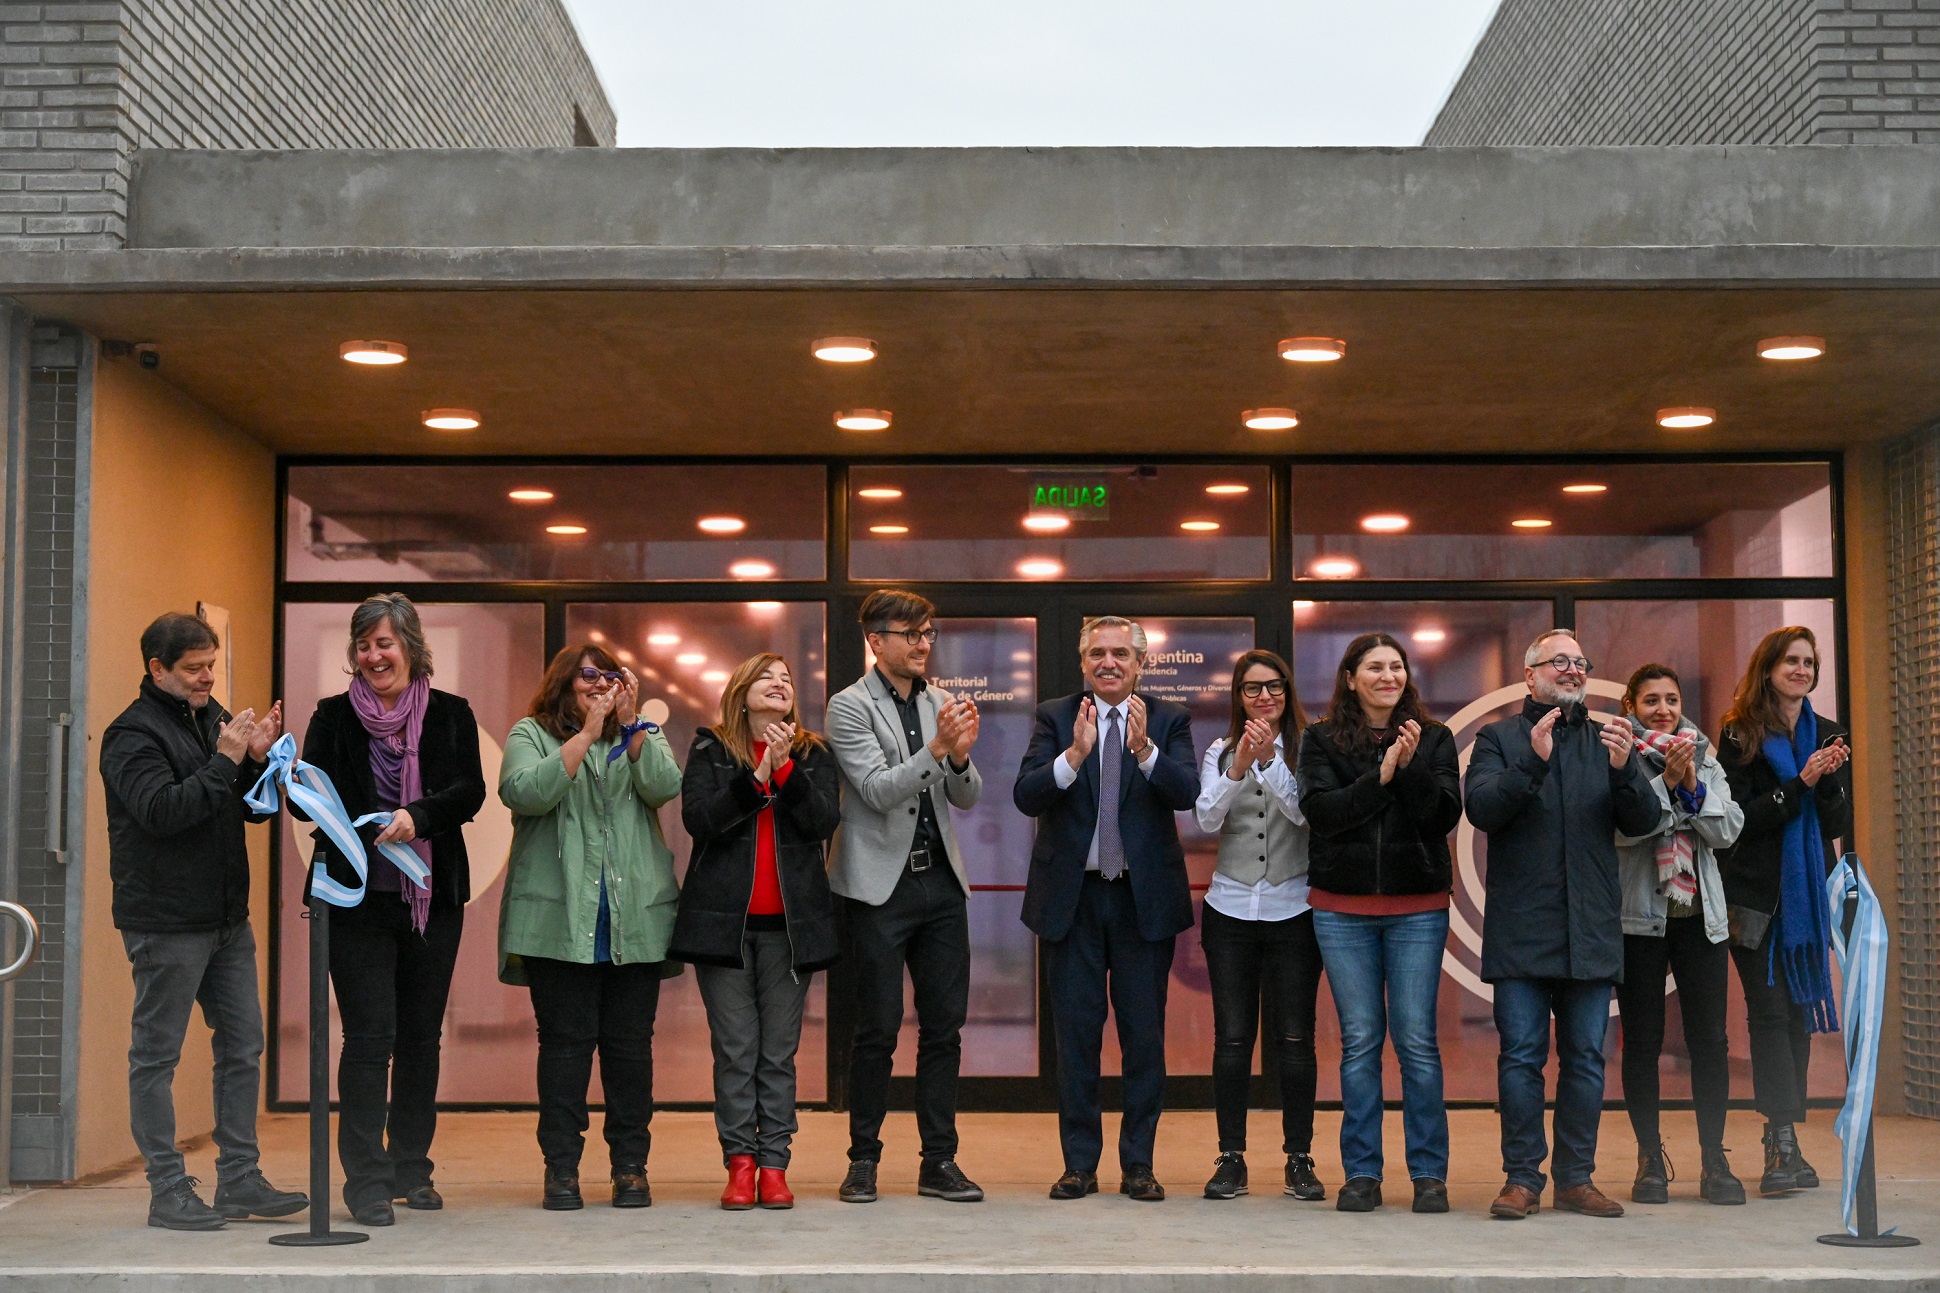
{"left": 245, "top": 733, "right": 430, "bottom": 908}
{"left": 1826, "top": 852, "right": 1894, "bottom": 1238}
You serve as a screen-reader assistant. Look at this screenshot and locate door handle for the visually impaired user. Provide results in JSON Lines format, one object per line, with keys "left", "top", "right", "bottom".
{"left": 46, "top": 713, "right": 68, "bottom": 864}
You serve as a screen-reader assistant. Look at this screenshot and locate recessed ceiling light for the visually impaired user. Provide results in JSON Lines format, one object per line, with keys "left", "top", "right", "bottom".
{"left": 1360, "top": 513, "right": 1410, "bottom": 533}
{"left": 544, "top": 523, "right": 587, "bottom": 536}
{"left": 729, "top": 559, "right": 777, "bottom": 578}
{"left": 1243, "top": 408, "right": 1299, "bottom": 431}
{"left": 1310, "top": 556, "right": 1360, "bottom": 579}
{"left": 835, "top": 408, "right": 892, "bottom": 431}
{"left": 675, "top": 652, "right": 706, "bottom": 666}
{"left": 1758, "top": 335, "right": 1825, "bottom": 360}
{"left": 1293, "top": 600, "right": 1316, "bottom": 610}
{"left": 1511, "top": 518, "right": 1553, "bottom": 529}
{"left": 647, "top": 632, "right": 680, "bottom": 646}
{"left": 1179, "top": 520, "right": 1221, "bottom": 532}
{"left": 699, "top": 669, "right": 730, "bottom": 684}
{"left": 507, "top": 489, "right": 554, "bottom": 503}
{"left": 615, "top": 648, "right": 635, "bottom": 664}
{"left": 813, "top": 337, "right": 877, "bottom": 363}
{"left": 421, "top": 408, "right": 480, "bottom": 431}
{"left": 340, "top": 340, "right": 408, "bottom": 365}
{"left": 1204, "top": 483, "right": 1251, "bottom": 496}
{"left": 697, "top": 516, "right": 747, "bottom": 534}
{"left": 1010, "top": 650, "right": 1031, "bottom": 662}
{"left": 1561, "top": 483, "right": 1608, "bottom": 495}
{"left": 1412, "top": 628, "right": 1448, "bottom": 644}
{"left": 1657, "top": 406, "right": 1716, "bottom": 429}
{"left": 1278, "top": 337, "right": 1346, "bottom": 363}
{"left": 856, "top": 487, "right": 903, "bottom": 500}
{"left": 587, "top": 630, "right": 607, "bottom": 642}
{"left": 869, "top": 524, "right": 910, "bottom": 535}
{"left": 1017, "top": 558, "right": 1064, "bottom": 579}
{"left": 1023, "top": 514, "right": 1071, "bottom": 532}
{"left": 746, "top": 601, "right": 783, "bottom": 613}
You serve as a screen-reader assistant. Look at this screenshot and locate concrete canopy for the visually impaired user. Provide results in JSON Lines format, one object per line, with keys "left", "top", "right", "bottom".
{"left": 4, "top": 146, "right": 1938, "bottom": 457}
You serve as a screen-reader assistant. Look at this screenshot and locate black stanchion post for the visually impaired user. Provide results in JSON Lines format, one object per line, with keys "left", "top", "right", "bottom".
{"left": 269, "top": 897, "right": 367, "bottom": 1248}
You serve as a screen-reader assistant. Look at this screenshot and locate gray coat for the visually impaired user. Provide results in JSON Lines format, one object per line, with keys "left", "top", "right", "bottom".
{"left": 1615, "top": 719, "right": 1741, "bottom": 945}
{"left": 826, "top": 670, "right": 983, "bottom": 905}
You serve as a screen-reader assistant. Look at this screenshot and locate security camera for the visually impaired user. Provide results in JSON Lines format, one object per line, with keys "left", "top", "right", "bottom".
{"left": 133, "top": 343, "right": 159, "bottom": 370}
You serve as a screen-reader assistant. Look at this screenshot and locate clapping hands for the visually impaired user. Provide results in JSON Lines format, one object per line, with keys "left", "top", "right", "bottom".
{"left": 1377, "top": 719, "right": 1422, "bottom": 785}
{"left": 754, "top": 721, "right": 797, "bottom": 784}
{"left": 1800, "top": 737, "right": 1849, "bottom": 787}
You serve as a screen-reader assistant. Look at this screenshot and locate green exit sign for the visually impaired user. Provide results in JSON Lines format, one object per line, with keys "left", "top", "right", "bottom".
{"left": 1031, "top": 476, "right": 1110, "bottom": 519}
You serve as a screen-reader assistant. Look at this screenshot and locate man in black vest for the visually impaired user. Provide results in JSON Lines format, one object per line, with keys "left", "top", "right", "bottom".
{"left": 99, "top": 613, "right": 306, "bottom": 1231}
{"left": 1015, "top": 616, "right": 1197, "bottom": 1202}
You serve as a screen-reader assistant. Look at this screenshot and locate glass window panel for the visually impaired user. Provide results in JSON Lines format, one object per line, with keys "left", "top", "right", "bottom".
{"left": 1291, "top": 461, "right": 1833, "bottom": 581}
{"left": 277, "top": 601, "right": 546, "bottom": 1104}
{"left": 285, "top": 464, "right": 825, "bottom": 582}
{"left": 879, "top": 617, "right": 1039, "bottom": 1076}
{"left": 566, "top": 601, "right": 828, "bottom": 1101}
{"left": 1576, "top": 597, "right": 1846, "bottom": 1101}
{"left": 850, "top": 465, "right": 1270, "bottom": 582}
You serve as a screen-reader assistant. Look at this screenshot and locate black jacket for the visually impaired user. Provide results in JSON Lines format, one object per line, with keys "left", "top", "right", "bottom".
{"left": 1013, "top": 691, "right": 1199, "bottom": 943}
{"left": 669, "top": 729, "right": 842, "bottom": 973}
{"left": 1463, "top": 697, "right": 1661, "bottom": 983}
{"left": 298, "top": 690, "right": 487, "bottom": 909}
{"left": 1297, "top": 719, "right": 1461, "bottom": 897}
{"left": 1717, "top": 716, "right": 1852, "bottom": 918}
{"left": 100, "top": 677, "right": 269, "bottom": 933}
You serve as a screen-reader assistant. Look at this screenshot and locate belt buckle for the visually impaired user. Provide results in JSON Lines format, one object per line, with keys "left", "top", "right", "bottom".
{"left": 908, "top": 847, "right": 932, "bottom": 873}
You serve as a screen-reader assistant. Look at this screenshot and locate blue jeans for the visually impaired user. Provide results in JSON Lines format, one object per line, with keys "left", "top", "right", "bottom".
{"left": 1493, "top": 976, "right": 1612, "bottom": 1193}
{"left": 1313, "top": 907, "right": 1450, "bottom": 1182}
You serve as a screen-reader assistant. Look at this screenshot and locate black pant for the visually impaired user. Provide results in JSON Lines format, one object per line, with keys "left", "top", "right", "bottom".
{"left": 845, "top": 863, "right": 971, "bottom": 1164}
{"left": 1616, "top": 916, "right": 1730, "bottom": 1151}
{"left": 1199, "top": 901, "right": 1321, "bottom": 1155}
{"left": 1046, "top": 872, "right": 1174, "bottom": 1173}
{"left": 523, "top": 956, "right": 662, "bottom": 1173}
{"left": 1730, "top": 924, "right": 1812, "bottom": 1125}
{"left": 328, "top": 898, "right": 464, "bottom": 1210}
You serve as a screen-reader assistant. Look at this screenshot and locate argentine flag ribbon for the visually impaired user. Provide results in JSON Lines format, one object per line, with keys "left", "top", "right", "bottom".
{"left": 245, "top": 732, "right": 431, "bottom": 908}
{"left": 1826, "top": 852, "right": 1894, "bottom": 1238}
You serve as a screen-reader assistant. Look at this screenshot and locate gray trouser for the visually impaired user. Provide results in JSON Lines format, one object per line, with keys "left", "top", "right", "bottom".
{"left": 121, "top": 921, "right": 264, "bottom": 1193}
{"left": 695, "top": 929, "right": 811, "bottom": 1168}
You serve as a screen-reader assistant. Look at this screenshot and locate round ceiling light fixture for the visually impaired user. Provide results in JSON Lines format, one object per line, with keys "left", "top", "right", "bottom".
{"left": 1412, "top": 628, "right": 1448, "bottom": 644}
{"left": 544, "top": 523, "right": 588, "bottom": 536}
{"left": 507, "top": 489, "right": 554, "bottom": 503}
{"left": 1657, "top": 406, "right": 1716, "bottom": 429}
{"left": 1758, "top": 335, "right": 1825, "bottom": 361}
{"left": 1016, "top": 558, "right": 1064, "bottom": 579}
{"left": 340, "top": 340, "right": 408, "bottom": 365}
{"left": 1309, "top": 556, "right": 1360, "bottom": 579}
{"left": 1278, "top": 337, "right": 1346, "bottom": 363}
{"left": 1179, "top": 520, "right": 1221, "bottom": 532}
{"left": 1511, "top": 518, "right": 1554, "bottom": 529}
{"left": 675, "top": 652, "right": 706, "bottom": 666}
{"left": 1204, "top": 483, "right": 1251, "bottom": 496}
{"left": 1561, "top": 483, "right": 1608, "bottom": 495}
{"left": 1023, "top": 514, "right": 1071, "bottom": 533}
{"left": 646, "top": 632, "right": 681, "bottom": 646}
{"left": 421, "top": 408, "right": 480, "bottom": 431}
{"left": 697, "top": 516, "right": 747, "bottom": 534}
{"left": 1243, "top": 408, "right": 1299, "bottom": 431}
{"left": 856, "top": 487, "right": 903, "bottom": 500}
{"left": 812, "top": 337, "right": 877, "bottom": 363}
{"left": 835, "top": 408, "right": 892, "bottom": 432}
{"left": 699, "top": 669, "right": 730, "bottom": 684}
{"left": 729, "top": 559, "right": 777, "bottom": 579}
{"left": 1360, "top": 513, "right": 1410, "bottom": 533}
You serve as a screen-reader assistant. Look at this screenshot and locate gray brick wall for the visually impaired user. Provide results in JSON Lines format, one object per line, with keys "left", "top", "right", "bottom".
{"left": 1427, "top": 0, "right": 1940, "bottom": 146}
{"left": 0, "top": 0, "right": 613, "bottom": 249}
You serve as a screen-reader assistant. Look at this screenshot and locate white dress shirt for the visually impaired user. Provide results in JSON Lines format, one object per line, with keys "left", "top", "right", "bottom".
{"left": 1195, "top": 735, "right": 1312, "bottom": 921}
{"left": 1051, "top": 695, "right": 1160, "bottom": 872}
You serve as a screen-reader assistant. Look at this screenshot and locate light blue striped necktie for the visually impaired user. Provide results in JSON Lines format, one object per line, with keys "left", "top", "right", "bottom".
{"left": 1097, "top": 708, "right": 1126, "bottom": 880}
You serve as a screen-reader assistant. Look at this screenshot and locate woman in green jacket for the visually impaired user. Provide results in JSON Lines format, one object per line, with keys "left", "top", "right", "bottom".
{"left": 498, "top": 642, "right": 681, "bottom": 1213}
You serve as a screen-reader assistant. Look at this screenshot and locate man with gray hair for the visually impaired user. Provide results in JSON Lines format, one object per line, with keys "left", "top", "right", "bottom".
{"left": 1015, "top": 616, "right": 1198, "bottom": 1203}
{"left": 1464, "top": 628, "right": 1660, "bottom": 1221}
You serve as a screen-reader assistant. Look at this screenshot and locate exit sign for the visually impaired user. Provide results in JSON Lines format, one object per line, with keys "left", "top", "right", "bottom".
{"left": 1030, "top": 475, "right": 1110, "bottom": 520}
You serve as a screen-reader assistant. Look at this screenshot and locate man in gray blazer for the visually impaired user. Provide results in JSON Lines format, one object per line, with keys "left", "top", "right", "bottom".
{"left": 828, "top": 590, "right": 984, "bottom": 1204}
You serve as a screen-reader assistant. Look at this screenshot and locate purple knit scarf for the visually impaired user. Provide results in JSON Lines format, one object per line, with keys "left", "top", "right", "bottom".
{"left": 350, "top": 673, "right": 433, "bottom": 932}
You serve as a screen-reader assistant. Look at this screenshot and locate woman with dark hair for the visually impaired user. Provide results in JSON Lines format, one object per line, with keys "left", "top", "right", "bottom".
{"left": 1717, "top": 627, "right": 1850, "bottom": 1197}
{"left": 299, "top": 593, "right": 486, "bottom": 1226}
{"left": 1613, "top": 663, "right": 1745, "bottom": 1205}
{"left": 1296, "top": 632, "right": 1461, "bottom": 1215}
{"left": 1191, "top": 648, "right": 1324, "bottom": 1203}
{"left": 671, "top": 653, "right": 841, "bottom": 1211}
{"left": 497, "top": 642, "right": 682, "bottom": 1212}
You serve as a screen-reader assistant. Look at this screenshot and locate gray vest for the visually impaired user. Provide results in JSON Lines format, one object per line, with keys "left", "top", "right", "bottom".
{"left": 1214, "top": 751, "right": 1307, "bottom": 886}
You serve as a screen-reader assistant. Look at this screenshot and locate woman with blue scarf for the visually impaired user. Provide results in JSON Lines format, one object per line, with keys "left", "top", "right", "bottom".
{"left": 1717, "top": 627, "right": 1851, "bottom": 1199}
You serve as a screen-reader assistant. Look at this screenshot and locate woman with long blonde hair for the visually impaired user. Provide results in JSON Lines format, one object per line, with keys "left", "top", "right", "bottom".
{"left": 670, "top": 653, "right": 841, "bottom": 1211}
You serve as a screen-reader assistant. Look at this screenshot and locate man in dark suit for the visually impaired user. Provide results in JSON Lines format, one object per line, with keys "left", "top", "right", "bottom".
{"left": 1015, "top": 616, "right": 1198, "bottom": 1202}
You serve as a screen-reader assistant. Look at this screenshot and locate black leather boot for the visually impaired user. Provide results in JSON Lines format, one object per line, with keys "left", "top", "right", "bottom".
{"left": 1631, "top": 1143, "right": 1670, "bottom": 1204}
{"left": 1700, "top": 1145, "right": 1746, "bottom": 1205}
{"left": 1760, "top": 1124, "right": 1800, "bottom": 1196}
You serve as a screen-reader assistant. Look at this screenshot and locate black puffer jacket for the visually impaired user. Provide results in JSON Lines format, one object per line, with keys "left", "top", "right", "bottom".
{"left": 669, "top": 729, "right": 842, "bottom": 973}
{"left": 100, "top": 677, "right": 270, "bottom": 933}
{"left": 1297, "top": 719, "right": 1461, "bottom": 897}
{"left": 1717, "top": 716, "right": 1852, "bottom": 918}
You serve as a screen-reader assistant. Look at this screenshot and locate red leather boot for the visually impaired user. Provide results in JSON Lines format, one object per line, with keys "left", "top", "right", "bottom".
{"left": 757, "top": 1166, "right": 794, "bottom": 1210}
{"left": 721, "top": 1155, "right": 757, "bottom": 1210}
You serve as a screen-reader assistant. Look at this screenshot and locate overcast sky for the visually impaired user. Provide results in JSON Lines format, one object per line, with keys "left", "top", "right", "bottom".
{"left": 559, "top": 1, "right": 1503, "bottom": 148}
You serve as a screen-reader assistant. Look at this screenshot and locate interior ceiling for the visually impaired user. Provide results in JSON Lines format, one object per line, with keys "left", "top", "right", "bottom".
{"left": 21, "top": 286, "right": 1940, "bottom": 457}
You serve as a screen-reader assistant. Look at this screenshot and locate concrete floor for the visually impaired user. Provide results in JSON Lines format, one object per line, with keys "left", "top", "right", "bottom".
{"left": 2, "top": 1107, "right": 1937, "bottom": 1290}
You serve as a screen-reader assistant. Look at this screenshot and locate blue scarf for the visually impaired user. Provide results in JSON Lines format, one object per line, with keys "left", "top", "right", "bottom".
{"left": 1761, "top": 700, "right": 1838, "bottom": 1034}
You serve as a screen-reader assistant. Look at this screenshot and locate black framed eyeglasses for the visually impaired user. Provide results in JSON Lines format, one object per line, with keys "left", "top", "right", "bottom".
{"left": 577, "top": 666, "right": 625, "bottom": 684}
{"left": 878, "top": 627, "right": 939, "bottom": 646}
{"left": 1240, "top": 679, "right": 1289, "bottom": 698}
{"left": 1541, "top": 654, "right": 1592, "bottom": 674}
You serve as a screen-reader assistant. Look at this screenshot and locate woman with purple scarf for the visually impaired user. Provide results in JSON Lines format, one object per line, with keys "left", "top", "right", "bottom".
{"left": 1717, "top": 626, "right": 1851, "bottom": 1200}
{"left": 299, "top": 593, "right": 486, "bottom": 1226}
